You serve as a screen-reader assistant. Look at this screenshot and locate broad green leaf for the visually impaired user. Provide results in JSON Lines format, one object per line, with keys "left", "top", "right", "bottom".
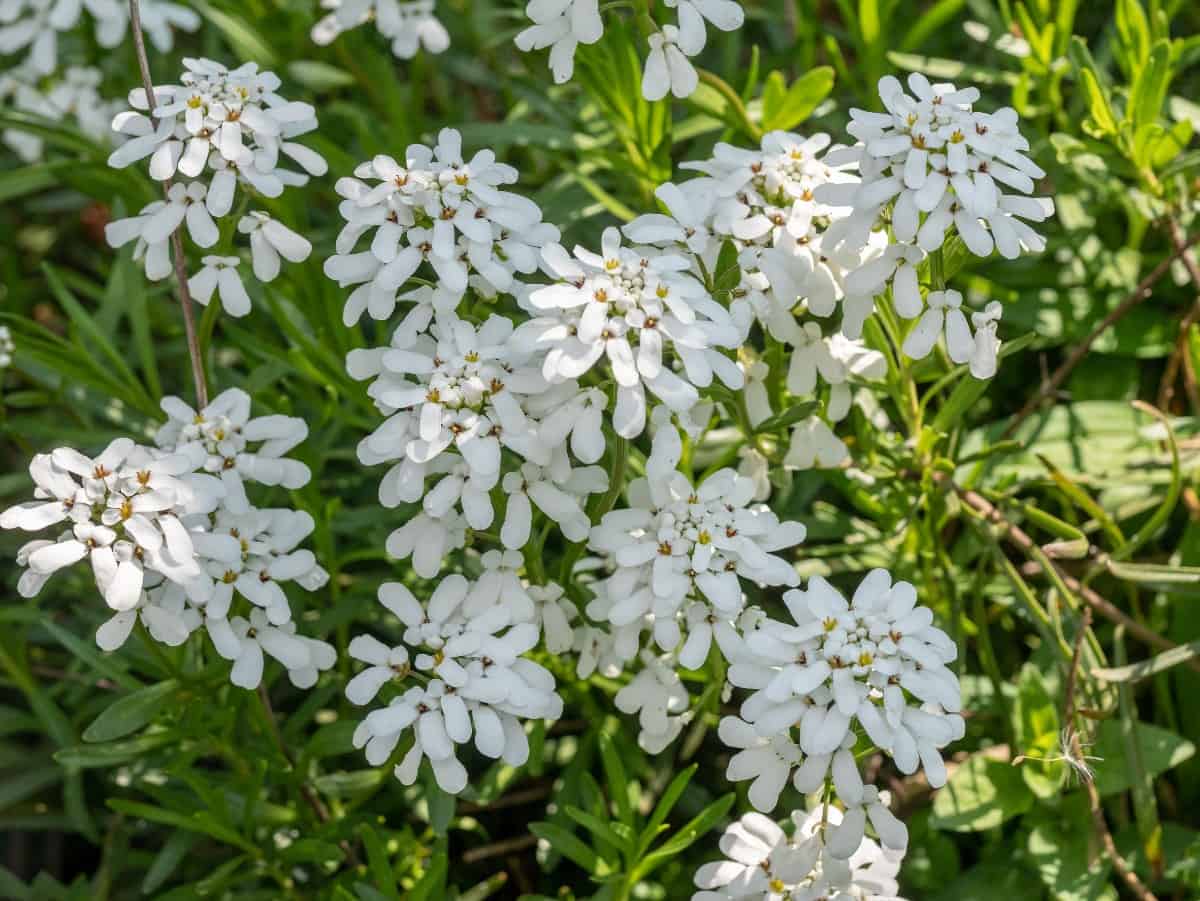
{"left": 1025, "top": 798, "right": 1116, "bottom": 901}
{"left": 1091, "top": 720, "right": 1195, "bottom": 797}
{"left": 931, "top": 753, "right": 1034, "bottom": 831}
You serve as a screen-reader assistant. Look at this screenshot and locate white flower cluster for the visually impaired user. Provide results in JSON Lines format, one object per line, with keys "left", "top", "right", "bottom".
{"left": 583, "top": 420, "right": 806, "bottom": 750}
{"left": 0, "top": 324, "right": 13, "bottom": 368}
{"left": 311, "top": 0, "right": 449, "bottom": 59}
{"left": 105, "top": 58, "right": 324, "bottom": 315}
{"left": 326, "top": 128, "right": 558, "bottom": 326}
{"left": 514, "top": 0, "right": 744, "bottom": 101}
{"left": 720, "top": 569, "right": 961, "bottom": 825}
{"left": 330, "top": 129, "right": 615, "bottom": 578}
{"left": 517, "top": 226, "right": 743, "bottom": 438}
{"left": 0, "top": 0, "right": 197, "bottom": 75}
{"left": 0, "top": 65, "right": 122, "bottom": 162}
{"left": 693, "top": 807, "right": 907, "bottom": 900}
{"left": 1, "top": 389, "right": 334, "bottom": 692}
{"left": 828, "top": 73, "right": 1055, "bottom": 375}
{"left": 346, "top": 572, "right": 563, "bottom": 793}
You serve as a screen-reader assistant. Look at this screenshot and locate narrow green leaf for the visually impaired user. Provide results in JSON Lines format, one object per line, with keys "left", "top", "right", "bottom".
{"left": 83, "top": 680, "right": 178, "bottom": 743}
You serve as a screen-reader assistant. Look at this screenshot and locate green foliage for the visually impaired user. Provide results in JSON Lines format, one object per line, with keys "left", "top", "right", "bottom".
{"left": 2, "top": 0, "right": 1200, "bottom": 899}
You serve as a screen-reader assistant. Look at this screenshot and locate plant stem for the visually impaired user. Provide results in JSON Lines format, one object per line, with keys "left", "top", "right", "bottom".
{"left": 256, "top": 684, "right": 361, "bottom": 868}
{"left": 127, "top": 0, "right": 208, "bottom": 409}
{"left": 697, "top": 70, "right": 762, "bottom": 142}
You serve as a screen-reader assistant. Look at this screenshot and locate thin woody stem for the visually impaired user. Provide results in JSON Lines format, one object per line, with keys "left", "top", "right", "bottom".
{"left": 127, "top": 0, "right": 209, "bottom": 409}
{"left": 257, "top": 685, "right": 362, "bottom": 869}
{"left": 1061, "top": 612, "right": 1159, "bottom": 901}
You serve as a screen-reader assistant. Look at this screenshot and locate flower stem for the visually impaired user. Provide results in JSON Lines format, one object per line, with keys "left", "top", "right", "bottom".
{"left": 127, "top": 0, "right": 208, "bottom": 409}
{"left": 697, "top": 70, "right": 762, "bottom": 143}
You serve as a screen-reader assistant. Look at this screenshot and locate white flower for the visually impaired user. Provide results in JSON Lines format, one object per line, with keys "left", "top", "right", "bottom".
{"left": 347, "top": 573, "right": 563, "bottom": 794}
{"left": 96, "top": 582, "right": 199, "bottom": 652}
{"left": 106, "top": 181, "right": 218, "bottom": 256}
{"left": 0, "top": 325, "right": 13, "bottom": 368}
{"left": 238, "top": 211, "right": 313, "bottom": 282}
{"left": 519, "top": 228, "right": 741, "bottom": 438}
{"left": 528, "top": 582, "right": 577, "bottom": 653}
{"left": 624, "top": 181, "right": 717, "bottom": 256}
{"left": 0, "top": 65, "right": 123, "bottom": 162}
{"left": 728, "top": 569, "right": 963, "bottom": 795}
{"left": 616, "top": 651, "right": 691, "bottom": 753}
{"left": 385, "top": 510, "right": 468, "bottom": 578}
{"left": 969, "top": 300, "right": 1002, "bottom": 379}
{"left": 500, "top": 455, "right": 607, "bottom": 549}
{"left": 643, "top": 27, "right": 698, "bottom": 102}
{"left": 784, "top": 417, "right": 848, "bottom": 470}
{"left": 107, "top": 57, "right": 325, "bottom": 205}
{"left": 312, "top": 0, "right": 449, "bottom": 60}
{"left": 589, "top": 428, "right": 805, "bottom": 655}
{"left": 0, "top": 1, "right": 195, "bottom": 75}
{"left": 325, "top": 129, "right": 558, "bottom": 322}
{"left": 156, "top": 388, "right": 311, "bottom": 513}
{"left": 514, "top": 0, "right": 603, "bottom": 85}
{"left": 900, "top": 288, "right": 975, "bottom": 364}
{"left": 189, "top": 256, "right": 251, "bottom": 317}
{"left": 197, "top": 507, "right": 326, "bottom": 627}
{"left": 717, "top": 715, "right": 801, "bottom": 813}
{"left": 693, "top": 805, "right": 908, "bottom": 899}
{"left": 219, "top": 608, "right": 317, "bottom": 690}
{"left": 1, "top": 439, "right": 207, "bottom": 610}
{"left": 845, "top": 72, "right": 1053, "bottom": 259}
{"left": 345, "top": 633, "right": 410, "bottom": 705}
{"left": 663, "top": 0, "right": 743, "bottom": 56}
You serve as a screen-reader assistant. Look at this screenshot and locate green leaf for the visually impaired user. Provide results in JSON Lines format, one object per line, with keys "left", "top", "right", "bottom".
{"left": 760, "top": 67, "right": 835, "bottom": 131}
{"left": 0, "top": 162, "right": 67, "bottom": 203}
{"left": 1011, "top": 665, "right": 1064, "bottom": 799}
{"left": 1091, "top": 720, "right": 1195, "bottom": 796}
{"left": 753, "top": 401, "right": 819, "bottom": 434}
{"left": 286, "top": 61, "right": 356, "bottom": 91}
{"left": 359, "top": 825, "right": 397, "bottom": 895}
{"left": 597, "top": 732, "right": 634, "bottom": 826}
{"left": 1093, "top": 640, "right": 1200, "bottom": 683}
{"left": 564, "top": 804, "right": 631, "bottom": 855}
{"left": 931, "top": 754, "right": 1035, "bottom": 831}
{"left": 106, "top": 800, "right": 258, "bottom": 854}
{"left": 1069, "top": 38, "right": 1119, "bottom": 136}
{"left": 636, "top": 764, "right": 695, "bottom": 858}
{"left": 1130, "top": 41, "right": 1172, "bottom": 131}
{"left": 528, "top": 822, "right": 602, "bottom": 873}
{"left": 82, "top": 680, "right": 179, "bottom": 743}
{"left": 191, "top": 1, "right": 277, "bottom": 66}
{"left": 636, "top": 793, "right": 734, "bottom": 878}
{"left": 141, "top": 831, "right": 197, "bottom": 896}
